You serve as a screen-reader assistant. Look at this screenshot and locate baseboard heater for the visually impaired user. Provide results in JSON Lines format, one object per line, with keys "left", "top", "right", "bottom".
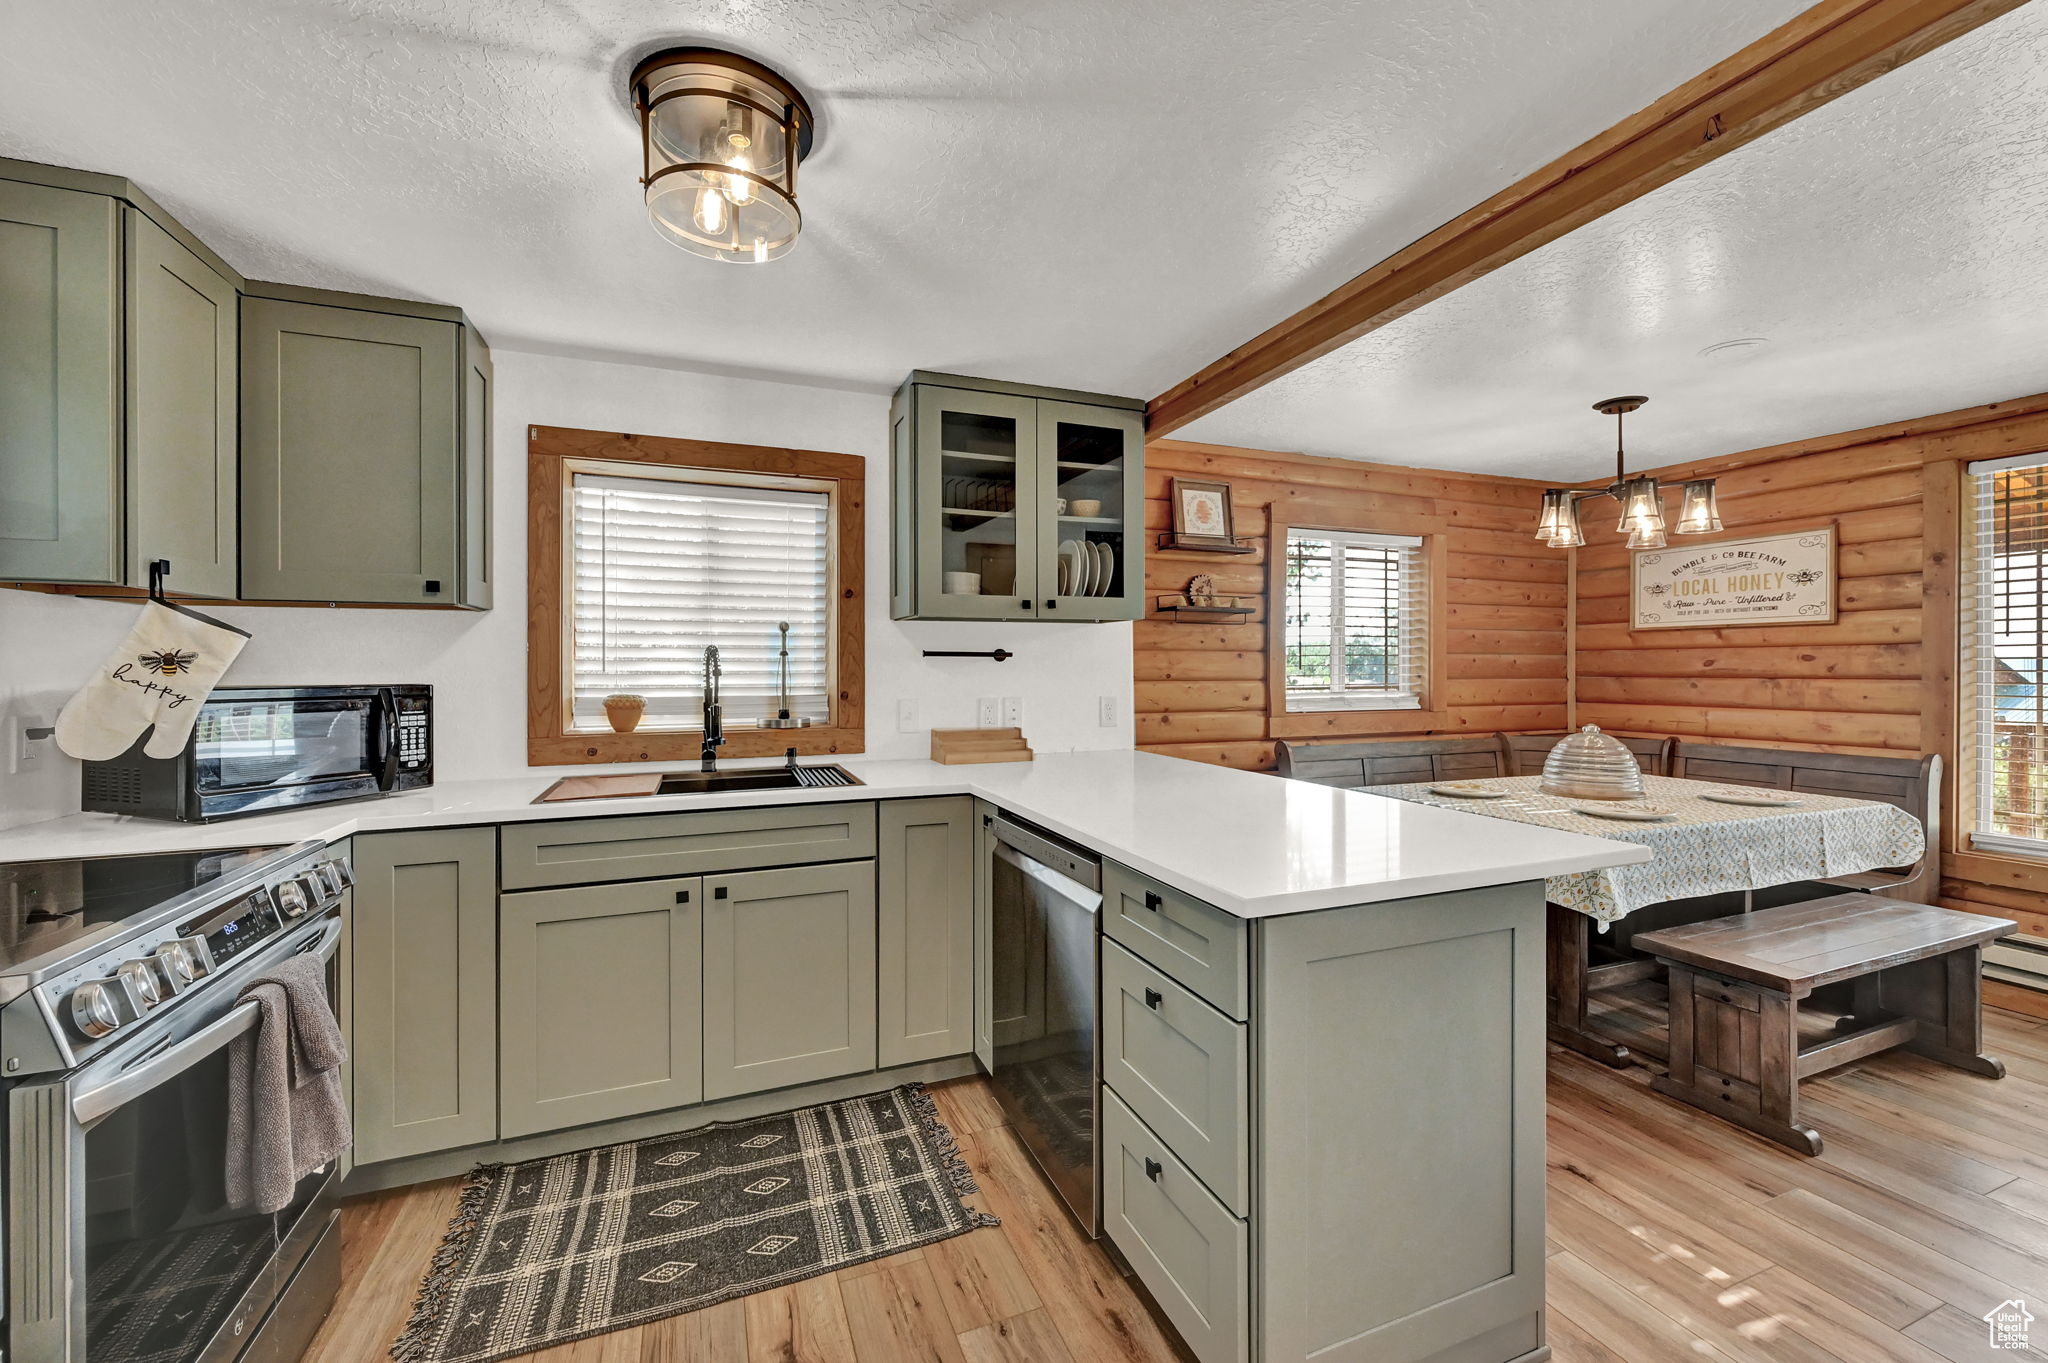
{"left": 1984, "top": 935, "right": 2048, "bottom": 993}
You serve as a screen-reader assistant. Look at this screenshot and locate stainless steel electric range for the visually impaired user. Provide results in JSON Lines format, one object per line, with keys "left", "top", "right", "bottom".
{"left": 0, "top": 841, "right": 352, "bottom": 1363}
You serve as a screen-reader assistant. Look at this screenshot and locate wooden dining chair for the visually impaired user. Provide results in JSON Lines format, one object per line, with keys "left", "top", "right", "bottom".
{"left": 1275, "top": 736, "right": 1507, "bottom": 790}
{"left": 1498, "top": 731, "right": 1675, "bottom": 777}
{"left": 1667, "top": 742, "right": 1941, "bottom": 900}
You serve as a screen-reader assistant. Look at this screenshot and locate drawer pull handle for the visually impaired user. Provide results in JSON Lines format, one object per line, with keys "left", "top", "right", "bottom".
{"left": 1144, "top": 988, "right": 1162, "bottom": 1010}
{"left": 1144, "top": 1158, "right": 1162, "bottom": 1182}
{"left": 1143, "top": 891, "right": 1162, "bottom": 912}
{"left": 675, "top": 889, "right": 691, "bottom": 904}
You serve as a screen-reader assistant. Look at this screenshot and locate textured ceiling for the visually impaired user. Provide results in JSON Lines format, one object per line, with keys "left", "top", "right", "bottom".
{"left": 0, "top": 0, "right": 1807, "bottom": 399}
{"left": 1178, "top": 2, "right": 2048, "bottom": 480}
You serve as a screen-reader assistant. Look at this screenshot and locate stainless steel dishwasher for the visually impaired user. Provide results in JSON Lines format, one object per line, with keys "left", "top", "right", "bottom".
{"left": 987, "top": 813, "right": 1104, "bottom": 1235}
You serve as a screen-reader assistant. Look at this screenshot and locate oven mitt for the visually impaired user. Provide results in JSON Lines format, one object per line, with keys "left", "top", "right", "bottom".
{"left": 55, "top": 601, "right": 248, "bottom": 761}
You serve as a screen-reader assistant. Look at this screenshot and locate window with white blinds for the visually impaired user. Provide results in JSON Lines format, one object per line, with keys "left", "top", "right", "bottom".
{"left": 569, "top": 466, "right": 835, "bottom": 733}
{"left": 1965, "top": 454, "right": 2048, "bottom": 857}
{"left": 1282, "top": 529, "right": 1427, "bottom": 710}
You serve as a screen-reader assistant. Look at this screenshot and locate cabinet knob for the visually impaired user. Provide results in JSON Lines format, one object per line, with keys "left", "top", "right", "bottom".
{"left": 1143, "top": 988, "right": 1162, "bottom": 1010}
{"left": 423, "top": 579, "right": 442, "bottom": 594}
{"left": 1019, "top": 599, "right": 1031, "bottom": 610}
{"left": 675, "top": 889, "right": 691, "bottom": 904}
{"left": 714, "top": 886, "right": 728, "bottom": 899}
{"left": 1045, "top": 599, "right": 1058, "bottom": 609}
{"left": 1143, "top": 891, "right": 1163, "bottom": 912}
{"left": 1144, "top": 1157, "right": 1163, "bottom": 1182}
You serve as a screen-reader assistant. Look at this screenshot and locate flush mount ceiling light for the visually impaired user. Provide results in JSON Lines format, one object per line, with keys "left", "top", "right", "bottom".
{"left": 631, "top": 47, "right": 815, "bottom": 264}
{"left": 1533, "top": 396, "right": 1723, "bottom": 551}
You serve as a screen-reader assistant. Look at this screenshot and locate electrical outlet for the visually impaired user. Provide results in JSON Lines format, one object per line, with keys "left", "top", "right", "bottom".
{"left": 976, "top": 697, "right": 1001, "bottom": 727}
{"left": 15, "top": 718, "right": 51, "bottom": 771}
{"left": 1098, "top": 696, "right": 1118, "bottom": 727}
{"left": 896, "top": 699, "right": 919, "bottom": 733}
{"left": 1001, "top": 696, "right": 1021, "bottom": 726}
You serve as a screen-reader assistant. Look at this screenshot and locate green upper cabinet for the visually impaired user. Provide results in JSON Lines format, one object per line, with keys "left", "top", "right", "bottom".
{"left": 890, "top": 371, "right": 1145, "bottom": 622}
{"left": 240, "top": 283, "right": 490, "bottom": 608}
{"left": 0, "top": 162, "right": 240, "bottom": 596}
{"left": 126, "top": 209, "right": 239, "bottom": 597}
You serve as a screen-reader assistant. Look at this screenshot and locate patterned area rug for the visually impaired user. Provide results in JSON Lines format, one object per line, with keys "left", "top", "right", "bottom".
{"left": 392, "top": 1084, "right": 998, "bottom": 1363}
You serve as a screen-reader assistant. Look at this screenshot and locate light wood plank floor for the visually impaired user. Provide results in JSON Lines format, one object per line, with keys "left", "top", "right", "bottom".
{"left": 307, "top": 1007, "right": 2048, "bottom": 1362}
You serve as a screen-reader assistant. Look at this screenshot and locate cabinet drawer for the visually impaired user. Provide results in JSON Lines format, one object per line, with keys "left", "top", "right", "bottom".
{"left": 500, "top": 802, "right": 877, "bottom": 889}
{"left": 1102, "top": 1089, "right": 1248, "bottom": 1363}
{"left": 1102, "top": 939, "right": 1250, "bottom": 1214}
{"left": 1103, "top": 862, "right": 1247, "bottom": 1020}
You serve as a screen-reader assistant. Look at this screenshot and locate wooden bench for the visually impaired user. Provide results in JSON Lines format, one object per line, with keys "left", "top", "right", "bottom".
{"left": 1633, "top": 893, "right": 2014, "bottom": 1154}
{"left": 1274, "top": 736, "right": 1506, "bottom": 790}
{"left": 1500, "top": 731, "right": 1674, "bottom": 777}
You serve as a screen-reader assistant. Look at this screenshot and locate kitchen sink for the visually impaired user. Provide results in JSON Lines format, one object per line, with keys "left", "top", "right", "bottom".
{"left": 657, "top": 765, "right": 861, "bottom": 795}
{"left": 533, "top": 764, "right": 862, "bottom": 803}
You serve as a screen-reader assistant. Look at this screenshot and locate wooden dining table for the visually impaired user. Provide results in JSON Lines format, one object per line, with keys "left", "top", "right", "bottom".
{"left": 1372, "top": 773, "right": 1929, "bottom": 1066}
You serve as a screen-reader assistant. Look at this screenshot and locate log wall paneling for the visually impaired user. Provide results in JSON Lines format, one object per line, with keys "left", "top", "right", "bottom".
{"left": 1137, "top": 440, "right": 1567, "bottom": 772}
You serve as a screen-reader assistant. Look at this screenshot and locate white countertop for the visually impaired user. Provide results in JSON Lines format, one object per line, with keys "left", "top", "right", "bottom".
{"left": 0, "top": 751, "right": 1647, "bottom": 919}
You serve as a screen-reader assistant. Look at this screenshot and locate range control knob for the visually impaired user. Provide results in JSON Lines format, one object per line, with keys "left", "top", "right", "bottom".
{"left": 116, "top": 959, "right": 162, "bottom": 1009}
{"left": 322, "top": 858, "right": 353, "bottom": 890}
{"left": 155, "top": 939, "right": 203, "bottom": 986}
{"left": 70, "top": 981, "right": 124, "bottom": 1039}
{"left": 273, "top": 879, "right": 311, "bottom": 918}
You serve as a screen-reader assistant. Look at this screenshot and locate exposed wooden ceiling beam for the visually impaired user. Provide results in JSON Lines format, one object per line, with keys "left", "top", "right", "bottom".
{"left": 1145, "top": 0, "right": 2024, "bottom": 437}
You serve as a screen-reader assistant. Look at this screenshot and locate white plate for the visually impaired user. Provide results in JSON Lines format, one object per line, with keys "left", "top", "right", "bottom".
{"left": 1429, "top": 783, "right": 1509, "bottom": 798}
{"left": 1093, "top": 542, "right": 1113, "bottom": 595}
{"left": 1060, "top": 540, "right": 1087, "bottom": 597}
{"left": 1572, "top": 803, "right": 1676, "bottom": 821}
{"left": 1700, "top": 789, "right": 1802, "bottom": 807}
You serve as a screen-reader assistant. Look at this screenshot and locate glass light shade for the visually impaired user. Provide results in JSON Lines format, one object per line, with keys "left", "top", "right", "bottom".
{"left": 1625, "top": 520, "right": 1667, "bottom": 549}
{"left": 1616, "top": 476, "right": 1665, "bottom": 536}
{"left": 1675, "top": 479, "right": 1723, "bottom": 534}
{"left": 1536, "top": 489, "right": 1570, "bottom": 539}
{"left": 634, "top": 50, "right": 813, "bottom": 264}
{"left": 1545, "top": 497, "right": 1586, "bottom": 548}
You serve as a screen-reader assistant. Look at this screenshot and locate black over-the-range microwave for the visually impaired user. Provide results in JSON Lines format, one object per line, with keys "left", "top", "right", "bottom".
{"left": 81, "top": 684, "right": 433, "bottom": 822}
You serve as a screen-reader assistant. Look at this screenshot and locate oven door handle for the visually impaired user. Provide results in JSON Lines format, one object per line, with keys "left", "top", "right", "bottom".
{"left": 70, "top": 916, "right": 346, "bottom": 1129}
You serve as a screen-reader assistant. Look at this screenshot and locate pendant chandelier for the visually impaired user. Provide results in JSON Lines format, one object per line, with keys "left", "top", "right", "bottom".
{"left": 631, "top": 48, "right": 814, "bottom": 263}
{"left": 1534, "top": 396, "right": 1722, "bottom": 550}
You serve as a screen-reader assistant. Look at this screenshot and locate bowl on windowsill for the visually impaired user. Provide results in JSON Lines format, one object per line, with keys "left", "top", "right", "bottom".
{"left": 603, "top": 694, "right": 647, "bottom": 733}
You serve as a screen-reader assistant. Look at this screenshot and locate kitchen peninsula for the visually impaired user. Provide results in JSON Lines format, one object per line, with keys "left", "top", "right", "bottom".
{"left": 0, "top": 750, "right": 1640, "bottom": 1363}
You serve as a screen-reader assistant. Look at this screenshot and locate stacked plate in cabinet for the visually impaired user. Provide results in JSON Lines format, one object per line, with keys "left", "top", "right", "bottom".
{"left": 1057, "top": 539, "right": 1116, "bottom": 596}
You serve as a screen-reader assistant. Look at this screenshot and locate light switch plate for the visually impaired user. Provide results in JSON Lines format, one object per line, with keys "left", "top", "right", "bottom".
{"left": 976, "top": 697, "right": 1001, "bottom": 727}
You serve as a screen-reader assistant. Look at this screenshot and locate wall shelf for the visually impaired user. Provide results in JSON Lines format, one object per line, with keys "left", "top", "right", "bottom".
{"left": 1156, "top": 533, "right": 1256, "bottom": 555}
{"left": 1154, "top": 595, "right": 1254, "bottom": 620}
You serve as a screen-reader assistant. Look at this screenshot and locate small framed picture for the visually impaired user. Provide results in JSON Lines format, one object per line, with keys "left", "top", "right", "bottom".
{"left": 1172, "top": 479, "right": 1236, "bottom": 543}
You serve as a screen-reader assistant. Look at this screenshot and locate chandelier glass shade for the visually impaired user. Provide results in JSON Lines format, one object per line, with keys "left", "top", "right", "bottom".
{"left": 632, "top": 48, "right": 814, "bottom": 264}
{"left": 1531, "top": 397, "right": 1722, "bottom": 551}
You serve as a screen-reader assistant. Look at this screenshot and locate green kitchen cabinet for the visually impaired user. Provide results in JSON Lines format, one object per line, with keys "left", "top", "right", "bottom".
{"left": 499, "top": 876, "right": 703, "bottom": 1138}
{"left": 877, "top": 796, "right": 976, "bottom": 1067}
{"left": 239, "top": 282, "right": 491, "bottom": 607}
{"left": 890, "top": 371, "right": 1145, "bottom": 622}
{"left": 702, "top": 860, "right": 878, "bottom": 1100}
{"left": 350, "top": 827, "right": 498, "bottom": 1165}
{"left": 0, "top": 160, "right": 240, "bottom": 596}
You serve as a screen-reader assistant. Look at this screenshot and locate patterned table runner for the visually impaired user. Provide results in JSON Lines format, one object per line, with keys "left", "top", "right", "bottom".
{"left": 1372, "top": 774, "right": 1926, "bottom": 928}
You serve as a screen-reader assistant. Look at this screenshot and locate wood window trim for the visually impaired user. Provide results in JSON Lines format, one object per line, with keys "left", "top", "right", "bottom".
{"left": 1265, "top": 505, "right": 1450, "bottom": 739}
{"left": 527, "top": 424, "right": 865, "bottom": 765}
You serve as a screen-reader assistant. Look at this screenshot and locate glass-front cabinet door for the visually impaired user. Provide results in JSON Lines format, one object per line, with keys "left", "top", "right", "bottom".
{"left": 1034, "top": 401, "right": 1144, "bottom": 621}
{"left": 913, "top": 386, "right": 1041, "bottom": 619}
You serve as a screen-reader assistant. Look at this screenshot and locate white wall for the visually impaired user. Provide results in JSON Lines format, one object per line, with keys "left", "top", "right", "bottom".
{"left": 0, "top": 350, "right": 1134, "bottom": 829}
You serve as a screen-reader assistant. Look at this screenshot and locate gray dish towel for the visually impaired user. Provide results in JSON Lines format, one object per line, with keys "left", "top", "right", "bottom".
{"left": 226, "top": 949, "right": 351, "bottom": 1214}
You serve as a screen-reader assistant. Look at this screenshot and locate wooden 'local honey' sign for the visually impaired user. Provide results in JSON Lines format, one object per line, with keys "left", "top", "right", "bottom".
{"left": 1630, "top": 526, "right": 1836, "bottom": 630}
